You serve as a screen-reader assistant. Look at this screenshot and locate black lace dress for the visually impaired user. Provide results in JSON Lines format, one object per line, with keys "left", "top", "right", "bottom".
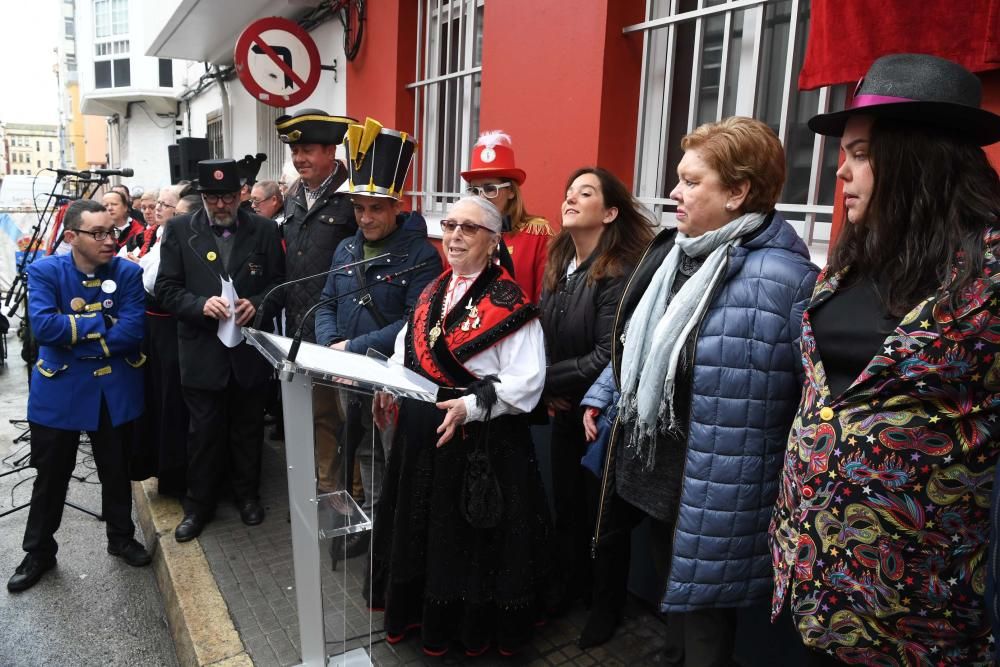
{"left": 368, "top": 266, "right": 553, "bottom": 655}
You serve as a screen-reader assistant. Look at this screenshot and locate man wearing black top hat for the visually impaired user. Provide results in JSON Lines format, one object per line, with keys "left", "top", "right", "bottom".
{"left": 155, "top": 159, "right": 284, "bottom": 541}
{"left": 274, "top": 108, "right": 357, "bottom": 499}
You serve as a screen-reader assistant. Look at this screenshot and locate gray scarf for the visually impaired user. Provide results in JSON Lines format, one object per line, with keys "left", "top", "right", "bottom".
{"left": 618, "top": 212, "right": 767, "bottom": 469}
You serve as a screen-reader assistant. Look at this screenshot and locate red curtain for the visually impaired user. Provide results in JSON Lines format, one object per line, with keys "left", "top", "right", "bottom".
{"left": 799, "top": 0, "right": 1000, "bottom": 90}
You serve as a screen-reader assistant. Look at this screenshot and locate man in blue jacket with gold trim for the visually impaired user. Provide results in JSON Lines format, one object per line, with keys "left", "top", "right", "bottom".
{"left": 8, "top": 198, "right": 151, "bottom": 594}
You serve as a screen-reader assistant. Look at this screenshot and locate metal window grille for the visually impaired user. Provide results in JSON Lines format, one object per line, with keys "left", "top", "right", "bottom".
{"left": 628, "top": 0, "right": 846, "bottom": 255}
{"left": 409, "top": 0, "right": 485, "bottom": 217}
{"left": 256, "top": 103, "right": 285, "bottom": 182}
{"left": 206, "top": 113, "right": 224, "bottom": 160}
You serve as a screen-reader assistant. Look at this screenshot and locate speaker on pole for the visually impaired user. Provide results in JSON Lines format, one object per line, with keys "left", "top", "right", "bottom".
{"left": 167, "top": 137, "right": 211, "bottom": 184}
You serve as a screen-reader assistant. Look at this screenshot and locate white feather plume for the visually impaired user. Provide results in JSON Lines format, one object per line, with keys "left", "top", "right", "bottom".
{"left": 474, "top": 130, "right": 512, "bottom": 150}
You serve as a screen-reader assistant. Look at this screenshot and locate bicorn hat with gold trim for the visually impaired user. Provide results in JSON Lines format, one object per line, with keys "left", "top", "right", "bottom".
{"left": 344, "top": 118, "right": 417, "bottom": 200}
{"left": 275, "top": 108, "right": 355, "bottom": 145}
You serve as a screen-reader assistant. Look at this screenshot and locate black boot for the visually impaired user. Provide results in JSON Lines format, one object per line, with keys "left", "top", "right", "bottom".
{"left": 577, "top": 604, "right": 621, "bottom": 649}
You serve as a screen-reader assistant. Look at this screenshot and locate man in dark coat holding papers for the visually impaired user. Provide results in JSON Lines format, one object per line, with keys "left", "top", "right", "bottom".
{"left": 156, "top": 159, "right": 284, "bottom": 541}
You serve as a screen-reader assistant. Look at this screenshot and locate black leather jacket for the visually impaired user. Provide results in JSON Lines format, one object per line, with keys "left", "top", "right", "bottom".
{"left": 539, "top": 255, "right": 632, "bottom": 405}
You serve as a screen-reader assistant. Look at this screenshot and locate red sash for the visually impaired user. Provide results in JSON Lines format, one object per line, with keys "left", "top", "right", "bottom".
{"left": 406, "top": 265, "right": 537, "bottom": 387}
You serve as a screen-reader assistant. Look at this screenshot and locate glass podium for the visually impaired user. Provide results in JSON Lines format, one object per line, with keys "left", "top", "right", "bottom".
{"left": 245, "top": 329, "right": 440, "bottom": 667}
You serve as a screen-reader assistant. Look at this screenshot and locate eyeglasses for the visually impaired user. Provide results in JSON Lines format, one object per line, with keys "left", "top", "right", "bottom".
{"left": 250, "top": 197, "right": 274, "bottom": 207}
{"left": 203, "top": 193, "right": 239, "bottom": 204}
{"left": 75, "top": 227, "right": 122, "bottom": 241}
{"left": 465, "top": 182, "right": 512, "bottom": 199}
{"left": 440, "top": 219, "right": 493, "bottom": 236}
{"left": 155, "top": 200, "right": 175, "bottom": 210}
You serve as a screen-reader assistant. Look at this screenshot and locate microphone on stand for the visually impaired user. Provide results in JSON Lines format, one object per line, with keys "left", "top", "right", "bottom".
{"left": 92, "top": 167, "right": 135, "bottom": 177}
{"left": 250, "top": 252, "right": 410, "bottom": 330}
{"left": 287, "top": 258, "right": 439, "bottom": 363}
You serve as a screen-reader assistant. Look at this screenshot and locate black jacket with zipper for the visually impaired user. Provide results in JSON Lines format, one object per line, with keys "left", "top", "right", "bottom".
{"left": 539, "top": 255, "right": 632, "bottom": 405}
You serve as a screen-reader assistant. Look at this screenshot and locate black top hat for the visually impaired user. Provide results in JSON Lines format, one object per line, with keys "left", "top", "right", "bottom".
{"left": 809, "top": 53, "right": 1000, "bottom": 146}
{"left": 236, "top": 153, "right": 267, "bottom": 186}
{"left": 197, "top": 159, "right": 242, "bottom": 193}
{"left": 345, "top": 118, "right": 418, "bottom": 200}
{"left": 275, "top": 108, "right": 356, "bottom": 145}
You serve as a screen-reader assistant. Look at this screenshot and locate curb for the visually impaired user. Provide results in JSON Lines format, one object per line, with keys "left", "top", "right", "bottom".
{"left": 133, "top": 479, "right": 253, "bottom": 667}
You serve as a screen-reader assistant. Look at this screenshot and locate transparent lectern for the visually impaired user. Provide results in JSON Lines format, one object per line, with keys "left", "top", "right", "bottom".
{"left": 244, "top": 329, "right": 440, "bottom": 667}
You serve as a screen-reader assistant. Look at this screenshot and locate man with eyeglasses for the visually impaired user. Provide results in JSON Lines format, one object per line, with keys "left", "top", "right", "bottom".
{"left": 156, "top": 159, "right": 285, "bottom": 541}
{"left": 250, "top": 180, "right": 284, "bottom": 224}
{"left": 8, "top": 198, "right": 152, "bottom": 593}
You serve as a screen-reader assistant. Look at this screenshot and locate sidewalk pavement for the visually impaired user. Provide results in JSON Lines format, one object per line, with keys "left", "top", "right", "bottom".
{"left": 0, "top": 331, "right": 178, "bottom": 667}
{"left": 137, "top": 427, "right": 673, "bottom": 666}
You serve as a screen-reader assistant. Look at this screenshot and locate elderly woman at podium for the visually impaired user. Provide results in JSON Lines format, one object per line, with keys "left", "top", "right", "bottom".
{"left": 370, "top": 195, "right": 551, "bottom": 657}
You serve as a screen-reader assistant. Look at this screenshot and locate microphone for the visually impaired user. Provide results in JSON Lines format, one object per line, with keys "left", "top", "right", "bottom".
{"left": 286, "top": 258, "right": 438, "bottom": 363}
{"left": 52, "top": 167, "right": 92, "bottom": 178}
{"left": 250, "top": 251, "right": 409, "bottom": 329}
{"left": 92, "top": 167, "right": 134, "bottom": 177}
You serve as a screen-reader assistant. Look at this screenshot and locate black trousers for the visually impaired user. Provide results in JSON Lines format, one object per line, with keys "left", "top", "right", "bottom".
{"left": 181, "top": 379, "right": 268, "bottom": 515}
{"left": 23, "top": 405, "right": 136, "bottom": 558}
{"left": 146, "top": 314, "right": 189, "bottom": 496}
{"left": 549, "top": 408, "right": 595, "bottom": 603}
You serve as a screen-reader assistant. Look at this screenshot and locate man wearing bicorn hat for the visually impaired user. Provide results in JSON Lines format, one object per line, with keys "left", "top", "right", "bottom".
{"left": 275, "top": 108, "right": 358, "bottom": 500}
{"left": 155, "top": 159, "right": 285, "bottom": 541}
{"left": 314, "top": 117, "right": 442, "bottom": 560}
{"left": 769, "top": 54, "right": 1000, "bottom": 664}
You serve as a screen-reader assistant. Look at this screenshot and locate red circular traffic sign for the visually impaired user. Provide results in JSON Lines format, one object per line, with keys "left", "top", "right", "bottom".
{"left": 234, "top": 17, "right": 321, "bottom": 108}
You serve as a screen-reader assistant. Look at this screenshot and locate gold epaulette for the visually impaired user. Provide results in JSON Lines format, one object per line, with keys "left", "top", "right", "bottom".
{"left": 517, "top": 216, "right": 554, "bottom": 236}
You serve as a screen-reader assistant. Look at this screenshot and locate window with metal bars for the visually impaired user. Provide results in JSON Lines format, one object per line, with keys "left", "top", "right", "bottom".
{"left": 410, "top": 0, "right": 484, "bottom": 218}
{"left": 628, "top": 0, "right": 846, "bottom": 256}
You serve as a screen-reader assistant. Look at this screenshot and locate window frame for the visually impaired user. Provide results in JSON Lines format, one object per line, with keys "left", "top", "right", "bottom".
{"left": 408, "top": 0, "right": 485, "bottom": 233}
{"left": 93, "top": 0, "right": 130, "bottom": 88}
{"left": 627, "top": 0, "right": 843, "bottom": 256}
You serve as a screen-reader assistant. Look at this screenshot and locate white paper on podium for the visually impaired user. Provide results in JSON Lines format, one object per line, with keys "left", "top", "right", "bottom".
{"left": 217, "top": 277, "right": 242, "bottom": 348}
{"left": 249, "top": 331, "right": 440, "bottom": 402}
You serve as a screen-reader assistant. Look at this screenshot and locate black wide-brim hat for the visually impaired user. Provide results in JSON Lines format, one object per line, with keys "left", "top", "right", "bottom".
{"left": 808, "top": 53, "right": 1000, "bottom": 146}
{"left": 275, "top": 108, "right": 356, "bottom": 145}
{"left": 197, "top": 159, "right": 242, "bottom": 193}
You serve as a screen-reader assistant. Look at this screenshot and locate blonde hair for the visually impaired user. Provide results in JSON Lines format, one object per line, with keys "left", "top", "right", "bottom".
{"left": 680, "top": 116, "right": 785, "bottom": 213}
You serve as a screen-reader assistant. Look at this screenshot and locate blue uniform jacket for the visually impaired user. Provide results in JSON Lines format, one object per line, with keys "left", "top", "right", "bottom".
{"left": 314, "top": 212, "right": 442, "bottom": 356}
{"left": 27, "top": 253, "right": 146, "bottom": 431}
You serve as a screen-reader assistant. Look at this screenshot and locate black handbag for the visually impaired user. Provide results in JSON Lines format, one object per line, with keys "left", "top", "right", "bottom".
{"left": 458, "top": 376, "right": 503, "bottom": 529}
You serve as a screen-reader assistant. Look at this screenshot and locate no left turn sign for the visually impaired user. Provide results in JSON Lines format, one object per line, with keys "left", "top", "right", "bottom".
{"left": 235, "top": 17, "right": 321, "bottom": 107}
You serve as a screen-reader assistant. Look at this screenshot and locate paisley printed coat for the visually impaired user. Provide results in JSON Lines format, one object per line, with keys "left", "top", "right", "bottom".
{"left": 770, "top": 231, "right": 1000, "bottom": 665}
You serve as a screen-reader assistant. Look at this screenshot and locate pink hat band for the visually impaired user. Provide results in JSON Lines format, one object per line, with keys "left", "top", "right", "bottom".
{"left": 850, "top": 94, "right": 916, "bottom": 109}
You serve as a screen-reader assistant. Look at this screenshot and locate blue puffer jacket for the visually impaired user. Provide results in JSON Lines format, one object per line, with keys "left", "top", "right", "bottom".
{"left": 589, "top": 212, "right": 818, "bottom": 612}
{"left": 314, "top": 212, "right": 443, "bottom": 355}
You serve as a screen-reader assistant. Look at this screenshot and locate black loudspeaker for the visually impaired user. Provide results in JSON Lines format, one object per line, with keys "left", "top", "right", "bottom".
{"left": 167, "top": 137, "right": 211, "bottom": 184}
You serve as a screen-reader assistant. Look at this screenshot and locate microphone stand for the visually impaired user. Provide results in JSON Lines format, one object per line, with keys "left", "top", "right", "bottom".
{"left": 250, "top": 252, "right": 407, "bottom": 330}
{"left": 285, "top": 258, "right": 438, "bottom": 363}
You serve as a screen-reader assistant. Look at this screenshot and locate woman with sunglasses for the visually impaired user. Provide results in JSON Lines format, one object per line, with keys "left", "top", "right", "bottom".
{"left": 370, "top": 195, "right": 552, "bottom": 658}
{"left": 461, "top": 130, "right": 552, "bottom": 303}
{"left": 538, "top": 167, "right": 654, "bottom": 644}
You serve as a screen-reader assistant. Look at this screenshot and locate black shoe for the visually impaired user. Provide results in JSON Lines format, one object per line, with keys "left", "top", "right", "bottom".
{"left": 330, "top": 531, "right": 370, "bottom": 562}
{"left": 577, "top": 606, "right": 621, "bottom": 649}
{"left": 175, "top": 514, "right": 207, "bottom": 542}
{"left": 238, "top": 500, "right": 265, "bottom": 526}
{"left": 108, "top": 539, "right": 152, "bottom": 567}
{"left": 7, "top": 554, "right": 56, "bottom": 593}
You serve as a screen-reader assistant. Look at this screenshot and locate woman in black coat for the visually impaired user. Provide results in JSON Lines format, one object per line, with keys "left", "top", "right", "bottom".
{"left": 538, "top": 167, "right": 654, "bottom": 647}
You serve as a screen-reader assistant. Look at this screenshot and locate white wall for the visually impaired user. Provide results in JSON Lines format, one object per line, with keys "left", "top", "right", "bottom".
{"left": 286, "top": 19, "right": 348, "bottom": 118}
{"left": 120, "top": 105, "right": 176, "bottom": 189}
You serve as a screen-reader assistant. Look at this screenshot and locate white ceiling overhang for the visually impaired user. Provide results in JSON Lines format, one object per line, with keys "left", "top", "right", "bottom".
{"left": 81, "top": 90, "right": 179, "bottom": 117}
{"left": 146, "top": 0, "right": 321, "bottom": 66}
